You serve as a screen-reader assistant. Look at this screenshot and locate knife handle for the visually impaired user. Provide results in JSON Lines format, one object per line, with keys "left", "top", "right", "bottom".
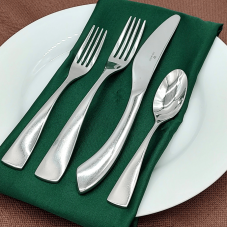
{"left": 1, "top": 79, "right": 69, "bottom": 169}
{"left": 77, "top": 90, "right": 145, "bottom": 193}
{"left": 107, "top": 121, "right": 160, "bottom": 207}
{"left": 35, "top": 69, "right": 113, "bottom": 182}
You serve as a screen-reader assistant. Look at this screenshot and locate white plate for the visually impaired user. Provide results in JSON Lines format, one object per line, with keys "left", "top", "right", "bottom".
{"left": 0, "top": 4, "right": 227, "bottom": 217}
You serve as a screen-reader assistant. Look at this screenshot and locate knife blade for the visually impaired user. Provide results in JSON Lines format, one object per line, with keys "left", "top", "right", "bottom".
{"left": 77, "top": 14, "right": 181, "bottom": 194}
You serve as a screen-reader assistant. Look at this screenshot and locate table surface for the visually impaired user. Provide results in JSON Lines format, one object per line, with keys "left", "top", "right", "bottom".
{"left": 0, "top": 0, "right": 226, "bottom": 226}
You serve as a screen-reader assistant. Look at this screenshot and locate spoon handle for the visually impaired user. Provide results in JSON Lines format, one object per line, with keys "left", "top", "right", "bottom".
{"left": 107, "top": 121, "right": 160, "bottom": 207}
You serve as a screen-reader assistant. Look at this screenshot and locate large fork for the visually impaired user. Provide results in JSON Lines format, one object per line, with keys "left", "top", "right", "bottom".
{"left": 35, "top": 17, "right": 146, "bottom": 183}
{"left": 2, "top": 26, "right": 107, "bottom": 169}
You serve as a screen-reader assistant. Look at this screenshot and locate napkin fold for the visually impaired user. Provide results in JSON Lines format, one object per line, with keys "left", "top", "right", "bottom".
{"left": 0, "top": 0, "right": 222, "bottom": 226}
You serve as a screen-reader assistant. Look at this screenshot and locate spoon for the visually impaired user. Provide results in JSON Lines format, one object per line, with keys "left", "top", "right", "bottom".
{"left": 107, "top": 69, "right": 188, "bottom": 207}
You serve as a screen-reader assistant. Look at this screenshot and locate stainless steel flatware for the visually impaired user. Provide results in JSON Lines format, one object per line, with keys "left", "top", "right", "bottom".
{"left": 107, "top": 69, "right": 188, "bottom": 207}
{"left": 77, "top": 15, "right": 181, "bottom": 194}
{"left": 1, "top": 26, "right": 107, "bottom": 169}
{"left": 35, "top": 17, "right": 146, "bottom": 182}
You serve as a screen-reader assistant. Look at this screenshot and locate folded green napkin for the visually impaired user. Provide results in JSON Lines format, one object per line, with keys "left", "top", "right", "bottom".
{"left": 0, "top": 0, "right": 222, "bottom": 226}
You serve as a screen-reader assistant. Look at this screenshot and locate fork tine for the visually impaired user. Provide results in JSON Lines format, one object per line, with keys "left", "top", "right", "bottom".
{"left": 75, "top": 25, "right": 95, "bottom": 62}
{"left": 88, "top": 30, "right": 107, "bottom": 68}
{"left": 116, "top": 17, "right": 136, "bottom": 58}
{"left": 110, "top": 17, "right": 132, "bottom": 56}
{"left": 122, "top": 19, "right": 140, "bottom": 60}
{"left": 79, "top": 27, "right": 99, "bottom": 64}
{"left": 127, "top": 20, "right": 146, "bottom": 61}
{"left": 84, "top": 29, "right": 104, "bottom": 66}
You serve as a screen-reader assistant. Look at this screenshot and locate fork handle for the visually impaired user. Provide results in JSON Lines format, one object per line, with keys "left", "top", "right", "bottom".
{"left": 1, "top": 79, "right": 69, "bottom": 169}
{"left": 107, "top": 121, "right": 160, "bottom": 207}
{"left": 35, "top": 69, "right": 114, "bottom": 182}
{"left": 76, "top": 90, "right": 145, "bottom": 193}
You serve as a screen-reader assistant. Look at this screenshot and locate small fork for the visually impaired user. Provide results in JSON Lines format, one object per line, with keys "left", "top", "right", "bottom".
{"left": 35, "top": 17, "right": 146, "bottom": 183}
{"left": 2, "top": 26, "right": 107, "bottom": 169}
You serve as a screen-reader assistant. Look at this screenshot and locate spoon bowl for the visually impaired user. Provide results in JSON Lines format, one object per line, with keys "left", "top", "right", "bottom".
{"left": 153, "top": 69, "right": 188, "bottom": 122}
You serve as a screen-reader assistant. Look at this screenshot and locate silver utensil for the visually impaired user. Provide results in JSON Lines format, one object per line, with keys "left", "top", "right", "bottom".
{"left": 1, "top": 26, "right": 107, "bottom": 169}
{"left": 77, "top": 15, "right": 181, "bottom": 194}
{"left": 35, "top": 17, "right": 146, "bottom": 183}
{"left": 107, "top": 69, "right": 188, "bottom": 207}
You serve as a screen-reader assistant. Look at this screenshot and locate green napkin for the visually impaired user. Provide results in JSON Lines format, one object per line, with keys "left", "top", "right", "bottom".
{"left": 0, "top": 0, "right": 222, "bottom": 226}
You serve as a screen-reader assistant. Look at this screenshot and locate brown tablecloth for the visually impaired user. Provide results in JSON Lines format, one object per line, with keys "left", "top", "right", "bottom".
{"left": 0, "top": 0, "right": 226, "bottom": 226}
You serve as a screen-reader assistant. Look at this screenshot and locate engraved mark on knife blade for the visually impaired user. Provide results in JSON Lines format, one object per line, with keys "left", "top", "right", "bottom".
{"left": 149, "top": 52, "right": 157, "bottom": 61}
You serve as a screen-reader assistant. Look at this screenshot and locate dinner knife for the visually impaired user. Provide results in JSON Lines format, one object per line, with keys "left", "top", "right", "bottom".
{"left": 77, "top": 14, "right": 181, "bottom": 193}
